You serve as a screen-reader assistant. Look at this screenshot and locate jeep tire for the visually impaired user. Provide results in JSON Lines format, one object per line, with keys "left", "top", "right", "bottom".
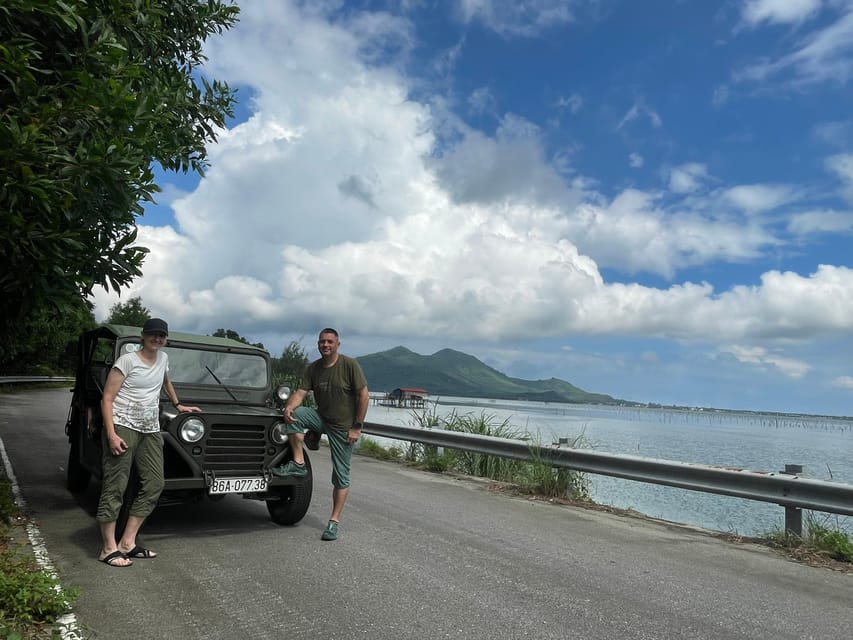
{"left": 267, "top": 454, "right": 313, "bottom": 525}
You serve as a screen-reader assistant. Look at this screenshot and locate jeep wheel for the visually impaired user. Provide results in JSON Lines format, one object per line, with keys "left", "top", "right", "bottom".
{"left": 66, "top": 438, "right": 90, "bottom": 493}
{"left": 267, "top": 455, "right": 313, "bottom": 525}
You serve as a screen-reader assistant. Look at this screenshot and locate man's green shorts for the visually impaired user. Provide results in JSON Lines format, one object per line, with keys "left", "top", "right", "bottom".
{"left": 285, "top": 407, "right": 353, "bottom": 488}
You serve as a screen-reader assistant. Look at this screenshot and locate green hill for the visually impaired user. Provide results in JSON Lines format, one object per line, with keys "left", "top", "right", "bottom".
{"left": 356, "top": 346, "right": 625, "bottom": 405}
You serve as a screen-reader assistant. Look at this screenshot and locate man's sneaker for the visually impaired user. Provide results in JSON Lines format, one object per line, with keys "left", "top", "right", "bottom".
{"left": 304, "top": 430, "right": 321, "bottom": 451}
{"left": 321, "top": 520, "right": 339, "bottom": 541}
{"left": 270, "top": 460, "right": 307, "bottom": 478}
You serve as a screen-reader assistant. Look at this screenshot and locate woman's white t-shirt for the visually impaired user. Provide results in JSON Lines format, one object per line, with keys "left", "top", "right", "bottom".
{"left": 111, "top": 350, "right": 169, "bottom": 433}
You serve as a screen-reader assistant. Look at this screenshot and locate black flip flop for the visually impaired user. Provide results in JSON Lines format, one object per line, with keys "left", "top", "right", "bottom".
{"left": 125, "top": 545, "right": 157, "bottom": 559}
{"left": 100, "top": 550, "right": 132, "bottom": 567}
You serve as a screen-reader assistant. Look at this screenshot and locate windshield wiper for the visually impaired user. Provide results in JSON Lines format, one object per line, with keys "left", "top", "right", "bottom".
{"left": 205, "top": 366, "right": 239, "bottom": 402}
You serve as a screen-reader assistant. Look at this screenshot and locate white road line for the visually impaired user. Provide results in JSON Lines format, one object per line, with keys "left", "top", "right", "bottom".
{"left": 0, "top": 437, "right": 84, "bottom": 640}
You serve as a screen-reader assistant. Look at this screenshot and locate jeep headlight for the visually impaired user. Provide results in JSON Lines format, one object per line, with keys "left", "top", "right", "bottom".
{"left": 276, "top": 385, "right": 291, "bottom": 402}
{"left": 179, "top": 417, "right": 206, "bottom": 443}
{"left": 270, "top": 420, "right": 288, "bottom": 445}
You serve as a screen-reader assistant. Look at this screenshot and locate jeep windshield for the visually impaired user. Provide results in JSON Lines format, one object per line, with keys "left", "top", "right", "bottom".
{"left": 164, "top": 346, "right": 268, "bottom": 389}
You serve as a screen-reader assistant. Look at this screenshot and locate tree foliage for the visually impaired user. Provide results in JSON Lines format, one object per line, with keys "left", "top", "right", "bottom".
{"left": 0, "top": 0, "right": 239, "bottom": 344}
{"left": 210, "top": 331, "right": 309, "bottom": 389}
{"left": 212, "top": 328, "right": 265, "bottom": 350}
{"left": 209, "top": 330, "right": 310, "bottom": 394}
{"left": 0, "top": 296, "right": 95, "bottom": 375}
{"left": 106, "top": 296, "right": 151, "bottom": 327}
{"left": 272, "top": 340, "right": 310, "bottom": 383}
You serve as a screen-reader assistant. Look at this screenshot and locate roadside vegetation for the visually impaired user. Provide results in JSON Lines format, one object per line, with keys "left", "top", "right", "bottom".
{"left": 761, "top": 512, "right": 853, "bottom": 567}
{"left": 0, "top": 480, "right": 78, "bottom": 639}
{"left": 357, "top": 408, "right": 590, "bottom": 501}
{"left": 356, "top": 409, "right": 852, "bottom": 569}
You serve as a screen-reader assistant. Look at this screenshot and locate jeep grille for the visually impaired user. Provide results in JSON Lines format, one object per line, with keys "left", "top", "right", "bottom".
{"left": 203, "top": 422, "right": 268, "bottom": 476}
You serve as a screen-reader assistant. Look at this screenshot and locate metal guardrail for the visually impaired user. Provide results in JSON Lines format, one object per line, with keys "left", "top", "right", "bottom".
{"left": 363, "top": 421, "right": 853, "bottom": 530}
{"left": 0, "top": 376, "right": 74, "bottom": 385}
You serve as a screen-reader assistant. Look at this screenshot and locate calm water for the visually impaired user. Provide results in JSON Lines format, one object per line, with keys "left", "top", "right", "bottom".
{"left": 367, "top": 397, "right": 853, "bottom": 537}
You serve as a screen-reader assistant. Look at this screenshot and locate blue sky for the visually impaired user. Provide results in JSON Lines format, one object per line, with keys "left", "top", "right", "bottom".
{"left": 93, "top": 0, "right": 853, "bottom": 416}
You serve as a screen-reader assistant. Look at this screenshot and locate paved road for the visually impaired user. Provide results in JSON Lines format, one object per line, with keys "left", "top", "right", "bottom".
{"left": 1, "top": 389, "right": 851, "bottom": 639}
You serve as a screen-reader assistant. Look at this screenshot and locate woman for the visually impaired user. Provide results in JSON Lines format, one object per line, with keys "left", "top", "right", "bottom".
{"left": 96, "top": 318, "right": 200, "bottom": 567}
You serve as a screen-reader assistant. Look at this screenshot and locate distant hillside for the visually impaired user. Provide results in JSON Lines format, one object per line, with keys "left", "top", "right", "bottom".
{"left": 356, "top": 346, "right": 625, "bottom": 405}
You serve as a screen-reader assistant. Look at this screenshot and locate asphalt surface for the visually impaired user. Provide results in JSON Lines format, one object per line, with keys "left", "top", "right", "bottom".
{"left": 1, "top": 388, "right": 851, "bottom": 639}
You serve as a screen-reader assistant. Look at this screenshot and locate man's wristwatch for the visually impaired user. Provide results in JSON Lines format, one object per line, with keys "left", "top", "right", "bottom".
{"left": 352, "top": 422, "right": 363, "bottom": 430}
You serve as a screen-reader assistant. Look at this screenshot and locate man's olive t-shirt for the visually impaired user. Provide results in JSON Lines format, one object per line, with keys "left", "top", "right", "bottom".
{"left": 300, "top": 355, "right": 367, "bottom": 430}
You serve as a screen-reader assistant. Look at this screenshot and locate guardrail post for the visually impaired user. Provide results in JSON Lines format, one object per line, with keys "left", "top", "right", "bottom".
{"left": 782, "top": 464, "right": 803, "bottom": 538}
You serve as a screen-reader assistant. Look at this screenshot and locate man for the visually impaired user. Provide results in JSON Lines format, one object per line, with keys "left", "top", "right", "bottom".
{"left": 272, "top": 327, "right": 369, "bottom": 541}
{"left": 96, "top": 318, "right": 201, "bottom": 567}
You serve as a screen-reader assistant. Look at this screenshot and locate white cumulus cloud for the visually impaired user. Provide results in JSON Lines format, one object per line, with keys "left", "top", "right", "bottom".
{"left": 89, "top": 1, "right": 853, "bottom": 371}
{"left": 669, "top": 163, "right": 709, "bottom": 194}
{"left": 787, "top": 209, "right": 853, "bottom": 234}
{"left": 740, "top": 0, "right": 824, "bottom": 27}
{"left": 722, "top": 184, "right": 797, "bottom": 214}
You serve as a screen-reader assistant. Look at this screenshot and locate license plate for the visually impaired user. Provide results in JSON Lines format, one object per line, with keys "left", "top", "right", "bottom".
{"left": 209, "top": 477, "right": 268, "bottom": 495}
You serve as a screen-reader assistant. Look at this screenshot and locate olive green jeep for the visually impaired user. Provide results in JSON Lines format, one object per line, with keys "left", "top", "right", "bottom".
{"left": 64, "top": 324, "right": 311, "bottom": 525}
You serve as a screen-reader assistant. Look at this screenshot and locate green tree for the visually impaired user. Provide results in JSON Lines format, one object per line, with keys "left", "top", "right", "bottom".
{"left": 106, "top": 297, "right": 151, "bottom": 327}
{"left": 271, "top": 340, "right": 309, "bottom": 388}
{"left": 0, "top": 297, "right": 95, "bottom": 375}
{"left": 212, "top": 328, "right": 265, "bottom": 350}
{"left": 0, "top": 0, "right": 239, "bottom": 342}
{"left": 274, "top": 340, "right": 310, "bottom": 378}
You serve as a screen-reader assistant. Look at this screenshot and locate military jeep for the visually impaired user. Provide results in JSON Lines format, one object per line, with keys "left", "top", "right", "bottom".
{"left": 64, "top": 324, "right": 312, "bottom": 525}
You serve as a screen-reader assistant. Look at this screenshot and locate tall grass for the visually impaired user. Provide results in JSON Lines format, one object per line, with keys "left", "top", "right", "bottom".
{"left": 404, "top": 404, "right": 442, "bottom": 464}
{"left": 524, "top": 434, "right": 591, "bottom": 500}
{"left": 443, "top": 412, "right": 527, "bottom": 482}
{"left": 760, "top": 511, "right": 853, "bottom": 563}
{"left": 364, "top": 408, "right": 591, "bottom": 501}
{"left": 803, "top": 513, "right": 853, "bottom": 562}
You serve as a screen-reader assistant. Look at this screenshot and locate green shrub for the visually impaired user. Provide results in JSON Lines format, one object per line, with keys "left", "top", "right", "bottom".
{"left": 0, "top": 482, "right": 78, "bottom": 638}
{"left": 0, "top": 546, "right": 78, "bottom": 624}
{"left": 421, "top": 447, "right": 455, "bottom": 473}
{"left": 760, "top": 513, "right": 853, "bottom": 564}
{"left": 0, "top": 481, "right": 16, "bottom": 523}
{"left": 356, "top": 437, "right": 401, "bottom": 461}
{"left": 806, "top": 515, "right": 853, "bottom": 562}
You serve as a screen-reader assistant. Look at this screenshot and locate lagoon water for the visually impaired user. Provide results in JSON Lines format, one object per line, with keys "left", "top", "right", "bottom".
{"left": 367, "top": 397, "right": 853, "bottom": 537}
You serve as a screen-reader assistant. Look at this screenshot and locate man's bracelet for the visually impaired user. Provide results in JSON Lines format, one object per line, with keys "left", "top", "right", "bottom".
{"left": 352, "top": 422, "right": 363, "bottom": 430}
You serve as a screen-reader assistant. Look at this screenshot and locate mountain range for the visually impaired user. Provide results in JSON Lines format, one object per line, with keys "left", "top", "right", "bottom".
{"left": 356, "top": 346, "right": 626, "bottom": 405}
